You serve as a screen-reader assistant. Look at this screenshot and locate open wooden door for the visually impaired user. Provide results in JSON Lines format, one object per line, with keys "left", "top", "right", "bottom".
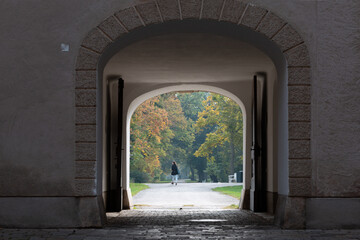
{"left": 105, "top": 78, "right": 124, "bottom": 212}
{"left": 250, "top": 75, "right": 267, "bottom": 212}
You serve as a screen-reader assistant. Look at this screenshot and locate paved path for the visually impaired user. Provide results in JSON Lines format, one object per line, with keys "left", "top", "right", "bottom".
{"left": 133, "top": 182, "right": 242, "bottom": 209}
{"left": 1, "top": 210, "right": 360, "bottom": 239}
{"left": 1, "top": 182, "right": 359, "bottom": 240}
{"left": 106, "top": 209, "right": 272, "bottom": 227}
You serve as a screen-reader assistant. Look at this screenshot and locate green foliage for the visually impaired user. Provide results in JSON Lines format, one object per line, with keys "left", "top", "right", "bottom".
{"left": 205, "top": 159, "right": 219, "bottom": 182}
{"left": 130, "top": 96, "right": 173, "bottom": 182}
{"left": 158, "top": 93, "right": 194, "bottom": 178}
{"left": 130, "top": 91, "right": 243, "bottom": 183}
{"left": 131, "top": 170, "right": 151, "bottom": 183}
{"left": 194, "top": 93, "right": 243, "bottom": 181}
{"left": 154, "top": 180, "right": 172, "bottom": 183}
{"left": 185, "top": 179, "right": 198, "bottom": 183}
{"left": 178, "top": 92, "right": 209, "bottom": 181}
{"left": 212, "top": 185, "right": 243, "bottom": 199}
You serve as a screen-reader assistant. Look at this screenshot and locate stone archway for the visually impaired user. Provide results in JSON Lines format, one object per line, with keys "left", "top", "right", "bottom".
{"left": 125, "top": 84, "right": 247, "bottom": 206}
{"left": 74, "top": 0, "right": 311, "bottom": 229}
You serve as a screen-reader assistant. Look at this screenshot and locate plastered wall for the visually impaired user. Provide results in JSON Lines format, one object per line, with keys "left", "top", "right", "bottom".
{"left": 0, "top": 0, "right": 359, "bottom": 228}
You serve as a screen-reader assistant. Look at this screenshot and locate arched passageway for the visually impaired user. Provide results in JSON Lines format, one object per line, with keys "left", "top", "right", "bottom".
{"left": 128, "top": 90, "right": 245, "bottom": 209}
{"left": 74, "top": 1, "right": 311, "bottom": 229}
{"left": 103, "top": 32, "right": 275, "bottom": 213}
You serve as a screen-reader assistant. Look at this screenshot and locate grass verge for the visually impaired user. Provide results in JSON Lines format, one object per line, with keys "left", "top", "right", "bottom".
{"left": 130, "top": 183, "right": 150, "bottom": 196}
{"left": 223, "top": 204, "right": 239, "bottom": 209}
{"left": 212, "top": 185, "right": 243, "bottom": 199}
{"left": 153, "top": 180, "right": 171, "bottom": 183}
{"left": 185, "top": 179, "right": 198, "bottom": 183}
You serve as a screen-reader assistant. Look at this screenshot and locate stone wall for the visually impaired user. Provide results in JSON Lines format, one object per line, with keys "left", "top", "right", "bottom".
{"left": 0, "top": 0, "right": 359, "bottom": 228}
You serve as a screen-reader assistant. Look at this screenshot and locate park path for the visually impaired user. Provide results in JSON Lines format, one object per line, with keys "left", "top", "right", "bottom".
{"left": 133, "top": 182, "right": 242, "bottom": 209}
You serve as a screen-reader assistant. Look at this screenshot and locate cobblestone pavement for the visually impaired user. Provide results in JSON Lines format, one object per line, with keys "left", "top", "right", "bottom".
{"left": 1, "top": 209, "right": 360, "bottom": 239}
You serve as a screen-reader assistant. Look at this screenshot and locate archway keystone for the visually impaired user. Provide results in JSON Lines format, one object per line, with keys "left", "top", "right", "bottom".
{"left": 74, "top": 0, "right": 312, "bottom": 229}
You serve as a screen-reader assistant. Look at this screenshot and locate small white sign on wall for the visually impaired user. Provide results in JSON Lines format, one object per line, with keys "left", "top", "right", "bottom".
{"left": 61, "top": 43, "right": 69, "bottom": 52}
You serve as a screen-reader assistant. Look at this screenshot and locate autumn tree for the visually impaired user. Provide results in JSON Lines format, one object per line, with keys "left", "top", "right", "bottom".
{"left": 130, "top": 91, "right": 242, "bottom": 183}
{"left": 194, "top": 93, "right": 243, "bottom": 181}
{"left": 130, "top": 96, "right": 173, "bottom": 182}
{"left": 177, "top": 92, "right": 209, "bottom": 181}
{"left": 130, "top": 93, "right": 193, "bottom": 182}
{"left": 157, "top": 93, "right": 194, "bottom": 177}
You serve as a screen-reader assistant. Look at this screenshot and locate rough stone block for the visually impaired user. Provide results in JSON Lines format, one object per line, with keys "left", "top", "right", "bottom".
{"left": 76, "top": 161, "right": 96, "bottom": 179}
{"left": 289, "top": 178, "right": 311, "bottom": 197}
{"left": 180, "top": 0, "right": 201, "bottom": 19}
{"left": 289, "top": 140, "right": 311, "bottom": 159}
{"left": 288, "top": 104, "right": 311, "bottom": 121}
{"left": 0, "top": 197, "right": 102, "bottom": 228}
{"left": 75, "top": 47, "right": 99, "bottom": 70}
{"left": 289, "top": 122, "right": 311, "bottom": 139}
{"left": 157, "top": 0, "right": 180, "bottom": 21}
{"left": 266, "top": 191, "right": 278, "bottom": 214}
{"left": 306, "top": 198, "right": 360, "bottom": 229}
{"left": 221, "top": 0, "right": 246, "bottom": 23}
{"left": 273, "top": 24, "right": 303, "bottom": 52}
{"left": 288, "top": 67, "right": 311, "bottom": 85}
{"left": 274, "top": 194, "right": 287, "bottom": 226}
{"left": 75, "top": 179, "right": 96, "bottom": 196}
{"left": 75, "top": 89, "right": 96, "bottom": 106}
{"left": 289, "top": 160, "right": 311, "bottom": 177}
{"left": 257, "top": 12, "right": 285, "bottom": 38}
{"left": 288, "top": 86, "right": 311, "bottom": 104}
{"left": 115, "top": 7, "right": 143, "bottom": 30}
{"left": 98, "top": 16, "right": 127, "bottom": 40}
{"left": 136, "top": 2, "right": 162, "bottom": 25}
{"left": 201, "top": 0, "right": 223, "bottom": 20}
{"left": 76, "top": 125, "right": 96, "bottom": 142}
{"left": 240, "top": 4, "right": 267, "bottom": 29}
{"left": 285, "top": 44, "right": 310, "bottom": 66}
{"left": 75, "top": 71, "right": 96, "bottom": 89}
{"left": 75, "top": 107, "right": 96, "bottom": 124}
{"left": 76, "top": 143, "right": 96, "bottom": 161}
{"left": 81, "top": 28, "right": 111, "bottom": 53}
{"left": 283, "top": 197, "right": 306, "bottom": 228}
{"left": 78, "top": 196, "right": 104, "bottom": 227}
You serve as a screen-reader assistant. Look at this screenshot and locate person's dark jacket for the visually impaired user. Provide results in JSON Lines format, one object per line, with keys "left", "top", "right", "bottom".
{"left": 171, "top": 164, "right": 179, "bottom": 175}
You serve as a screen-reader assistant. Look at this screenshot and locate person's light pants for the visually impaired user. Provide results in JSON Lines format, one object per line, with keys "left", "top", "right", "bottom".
{"left": 171, "top": 174, "right": 178, "bottom": 183}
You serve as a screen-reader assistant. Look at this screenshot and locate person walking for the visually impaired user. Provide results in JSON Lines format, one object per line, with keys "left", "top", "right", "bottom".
{"left": 171, "top": 161, "right": 179, "bottom": 185}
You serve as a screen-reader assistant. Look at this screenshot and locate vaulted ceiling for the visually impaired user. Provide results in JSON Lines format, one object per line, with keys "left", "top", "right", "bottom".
{"left": 104, "top": 33, "right": 275, "bottom": 83}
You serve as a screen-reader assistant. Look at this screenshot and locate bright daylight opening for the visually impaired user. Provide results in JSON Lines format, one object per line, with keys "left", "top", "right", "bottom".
{"left": 103, "top": 31, "right": 278, "bottom": 213}
{"left": 130, "top": 91, "right": 244, "bottom": 209}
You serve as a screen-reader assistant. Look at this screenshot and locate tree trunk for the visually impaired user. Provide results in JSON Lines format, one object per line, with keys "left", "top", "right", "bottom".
{"left": 198, "top": 169, "right": 204, "bottom": 182}
{"left": 190, "top": 166, "right": 195, "bottom": 181}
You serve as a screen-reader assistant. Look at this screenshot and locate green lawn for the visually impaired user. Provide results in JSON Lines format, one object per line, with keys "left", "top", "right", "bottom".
{"left": 185, "top": 179, "right": 198, "bottom": 183}
{"left": 212, "top": 185, "right": 243, "bottom": 199}
{"left": 154, "top": 180, "right": 171, "bottom": 183}
{"left": 130, "top": 183, "right": 150, "bottom": 196}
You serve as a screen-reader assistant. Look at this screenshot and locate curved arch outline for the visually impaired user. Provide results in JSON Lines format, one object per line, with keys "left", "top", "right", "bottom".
{"left": 126, "top": 84, "right": 247, "bottom": 191}
{"left": 74, "top": 0, "right": 312, "bottom": 229}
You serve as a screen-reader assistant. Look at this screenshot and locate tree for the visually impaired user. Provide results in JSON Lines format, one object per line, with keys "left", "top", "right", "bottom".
{"left": 130, "top": 91, "right": 243, "bottom": 183}
{"left": 130, "top": 96, "right": 173, "bottom": 181}
{"left": 130, "top": 92, "right": 195, "bottom": 182}
{"left": 194, "top": 93, "right": 243, "bottom": 181}
{"left": 177, "top": 92, "right": 209, "bottom": 181}
{"left": 157, "top": 93, "right": 194, "bottom": 177}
